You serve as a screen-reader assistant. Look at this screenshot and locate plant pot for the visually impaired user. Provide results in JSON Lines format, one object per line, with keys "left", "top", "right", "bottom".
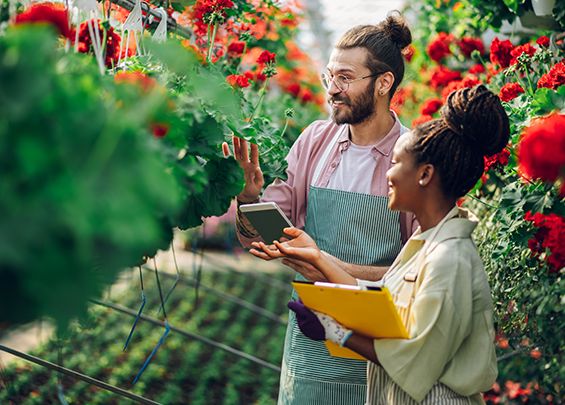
{"left": 520, "top": 10, "right": 560, "bottom": 30}
{"left": 531, "top": 0, "right": 556, "bottom": 17}
{"left": 500, "top": 17, "right": 538, "bottom": 37}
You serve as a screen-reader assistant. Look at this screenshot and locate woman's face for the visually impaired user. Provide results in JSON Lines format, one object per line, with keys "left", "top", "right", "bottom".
{"left": 386, "top": 134, "right": 423, "bottom": 212}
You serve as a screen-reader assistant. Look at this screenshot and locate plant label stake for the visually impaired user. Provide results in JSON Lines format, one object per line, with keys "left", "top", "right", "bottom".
{"left": 74, "top": 0, "right": 105, "bottom": 75}
{"left": 133, "top": 258, "right": 170, "bottom": 384}
{"left": 152, "top": 8, "right": 168, "bottom": 43}
{"left": 156, "top": 241, "right": 180, "bottom": 316}
{"left": 123, "top": 266, "right": 146, "bottom": 351}
{"left": 118, "top": 0, "right": 143, "bottom": 72}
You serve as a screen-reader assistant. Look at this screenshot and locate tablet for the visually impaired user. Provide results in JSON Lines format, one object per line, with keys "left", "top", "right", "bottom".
{"left": 239, "top": 202, "right": 295, "bottom": 243}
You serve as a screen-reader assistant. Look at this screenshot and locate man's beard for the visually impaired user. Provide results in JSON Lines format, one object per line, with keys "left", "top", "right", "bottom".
{"left": 330, "top": 80, "right": 377, "bottom": 126}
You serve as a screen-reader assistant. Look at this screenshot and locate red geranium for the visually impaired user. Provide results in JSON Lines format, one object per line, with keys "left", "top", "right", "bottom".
{"left": 301, "top": 88, "right": 313, "bottom": 103}
{"left": 226, "top": 74, "right": 250, "bottom": 88}
{"left": 150, "top": 123, "right": 169, "bottom": 138}
{"left": 468, "top": 63, "right": 486, "bottom": 74}
{"left": 441, "top": 75, "right": 482, "bottom": 102}
{"left": 426, "top": 32, "right": 453, "bottom": 62}
{"left": 489, "top": 37, "right": 514, "bottom": 69}
{"left": 403, "top": 44, "right": 416, "bottom": 63}
{"left": 484, "top": 148, "right": 510, "bottom": 171}
{"left": 536, "top": 36, "right": 550, "bottom": 48}
{"left": 412, "top": 115, "right": 434, "bottom": 128}
{"left": 499, "top": 82, "right": 525, "bottom": 102}
{"left": 537, "top": 62, "right": 565, "bottom": 90}
{"left": 429, "top": 65, "right": 461, "bottom": 89}
{"left": 15, "top": 2, "right": 73, "bottom": 39}
{"left": 285, "top": 82, "right": 301, "bottom": 97}
{"left": 115, "top": 71, "right": 157, "bottom": 92}
{"left": 518, "top": 113, "right": 565, "bottom": 182}
{"left": 524, "top": 211, "right": 565, "bottom": 273}
{"left": 77, "top": 19, "right": 121, "bottom": 68}
{"left": 510, "top": 43, "right": 536, "bottom": 65}
{"left": 420, "top": 97, "right": 443, "bottom": 115}
{"left": 227, "top": 41, "right": 245, "bottom": 55}
{"left": 257, "top": 50, "right": 276, "bottom": 64}
{"left": 458, "top": 37, "right": 484, "bottom": 58}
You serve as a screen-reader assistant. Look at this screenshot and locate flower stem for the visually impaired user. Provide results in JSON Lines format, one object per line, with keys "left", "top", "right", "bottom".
{"left": 236, "top": 42, "right": 248, "bottom": 74}
{"left": 260, "top": 117, "right": 290, "bottom": 156}
{"left": 250, "top": 77, "right": 269, "bottom": 121}
{"left": 513, "top": 71, "right": 528, "bottom": 96}
{"left": 524, "top": 67, "right": 535, "bottom": 96}
{"left": 466, "top": 193, "right": 497, "bottom": 209}
{"left": 477, "top": 54, "right": 494, "bottom": 79}
{"left": 207, "top": 21, "right": 218, "bottom": 64}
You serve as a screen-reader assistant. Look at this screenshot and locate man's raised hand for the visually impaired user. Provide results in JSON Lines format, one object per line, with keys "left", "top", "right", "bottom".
{"left": 222, "top": 136, "right": 264, "bottom": 202}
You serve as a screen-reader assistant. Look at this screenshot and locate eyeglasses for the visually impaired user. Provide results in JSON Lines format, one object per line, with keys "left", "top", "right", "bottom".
{"left": 320, "top": 72, "right": 381, "bottom": 92}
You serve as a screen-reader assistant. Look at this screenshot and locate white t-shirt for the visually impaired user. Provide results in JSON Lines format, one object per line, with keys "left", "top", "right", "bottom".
{"left": 326, "top": 142, "right": 376, "bottom": 194}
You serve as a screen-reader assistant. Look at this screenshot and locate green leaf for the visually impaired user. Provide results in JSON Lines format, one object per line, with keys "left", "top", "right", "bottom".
{"left": 531, "top": 86, "right": 565, "bottom": 116}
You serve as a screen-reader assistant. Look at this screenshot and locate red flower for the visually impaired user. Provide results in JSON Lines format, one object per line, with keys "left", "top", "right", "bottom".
{"left": 151, "top": 123, "right": 169, "bottom": 138}
{"left": 468, "top": 63, "right": 485, "bottom": 74}
{"left": 404, "top": 44, "right": 416, "bottom": 63}
{"left": 226, "top": 74, "right": 250, "bottom": 88}
{"left": 499, "top": 82, "right": 525, "bottom": 102}
{"left": 484, "top": 148, "right": 510, "bottom": 171}
{"left": 115, "top": 71, "right": 157, "bottom": 92}
{"left": 412, "top": 115, "right": 434, "bottom": 128}
{"left": 78, "top": 19, "right": 121, "bottom": 68}
{"left": 285, "top": 82, "right": 301, "bottom": 97}
{"left": 441, "top": 75, "right": 482, "bottom": 102}
{"left": 458, "top": 37, "right": 484, "bottom": 58}
{"left": 510, "top": 43, "right": 536, "bottom": 65}
{"left": 420, "top": 97, "right": 443, "bottom": 115}
{"left": 429, "top": 65, "right": 461, "bottom": 89}
{"left": 257, "top": 50, "right": 276, "bottom": 64}
{"left": 301, "top": 88, "right": 313, "bottom": 103}
{"left": 15, "top": 2, "right": 73, "bottom": 39}
{"left": 426, "top": 32, "right": 453, "bottom": 62}
{"left": 536, "top": 36, "right": 550, "bottom": 48}
{"left": 489, "top": 37, "right": 514, "bottom": 69}
{"left": 537, "top": 62, "right": 565, "bottom": 90}
{"left": 519, "top": 114, "right": 565, "bottom": 182}
{"left": 227, "top": 41, "right": 245, "bottom": 55}
{"left": 524, "top": 211, "right": 565, "bottom": 273}
{"left": 243, "top": 71, "right": 254, "bottom": 82}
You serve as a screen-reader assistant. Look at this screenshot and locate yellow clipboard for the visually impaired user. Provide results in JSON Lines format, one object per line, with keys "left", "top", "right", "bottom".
{"left": 292, "top": 281, "right": 409, "bottom": 360}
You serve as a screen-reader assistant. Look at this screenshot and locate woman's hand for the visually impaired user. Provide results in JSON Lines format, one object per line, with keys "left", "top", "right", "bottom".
{"left": 222, "top": 136, "right": 264, "bottom": 202}
{"left": 250, "top": 227, "right": 322, "bottom": 265}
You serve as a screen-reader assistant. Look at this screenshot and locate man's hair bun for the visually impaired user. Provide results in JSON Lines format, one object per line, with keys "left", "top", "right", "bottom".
{"left": 380, "top": 11, "right": 412, "bottom": 51}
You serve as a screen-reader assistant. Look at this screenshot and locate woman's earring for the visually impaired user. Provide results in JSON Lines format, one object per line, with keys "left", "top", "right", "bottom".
{"left": 380, "top": 91, "right": 385, "bottom": 96}
{"left": 419, "top": 180, "right": 424, "bottom": 185}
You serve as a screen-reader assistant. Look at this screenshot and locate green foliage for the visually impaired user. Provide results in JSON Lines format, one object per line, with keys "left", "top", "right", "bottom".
{"left": 0, "top": 26, "right": 183, "bottom": 329}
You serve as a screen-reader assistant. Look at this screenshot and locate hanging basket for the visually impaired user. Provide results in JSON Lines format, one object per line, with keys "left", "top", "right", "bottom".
{"left": 520, "top": 10, "right": 560, "bottom": 30}
{"left": 531, "top": 0, "right": 556, "bottom": 17}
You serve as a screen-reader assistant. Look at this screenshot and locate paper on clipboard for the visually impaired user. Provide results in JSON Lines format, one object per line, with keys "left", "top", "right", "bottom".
{"left": 292, "top": 281, "right": 409, "bottom": 360}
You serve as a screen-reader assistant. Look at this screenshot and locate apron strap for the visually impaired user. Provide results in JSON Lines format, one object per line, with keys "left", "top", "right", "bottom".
{"left": 396, "top": 205, "right": 459, "bottom": 308}
{"left": 310, "top": 125, "right": 347, "bottom": 186}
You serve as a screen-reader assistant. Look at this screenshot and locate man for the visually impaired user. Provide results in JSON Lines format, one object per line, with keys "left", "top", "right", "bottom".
{"left": 223, "top": 14, "right": 416, "bottom": 405}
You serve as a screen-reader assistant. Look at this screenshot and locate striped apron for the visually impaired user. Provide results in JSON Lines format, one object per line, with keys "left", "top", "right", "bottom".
{"left": 278, "top": 131, "right": 403, "bottom": 405}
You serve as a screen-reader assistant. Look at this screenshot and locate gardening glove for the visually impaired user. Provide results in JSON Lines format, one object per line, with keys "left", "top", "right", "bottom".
{"left": 287, "top": 300, "right": 353, "bottom": 347}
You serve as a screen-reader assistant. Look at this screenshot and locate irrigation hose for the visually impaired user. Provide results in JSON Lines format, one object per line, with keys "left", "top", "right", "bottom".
{"left": 91, "top": 299, "right": 282, "bottom": 373}
{"left": 0, "top": 344, "right": 163, "bottom": 405}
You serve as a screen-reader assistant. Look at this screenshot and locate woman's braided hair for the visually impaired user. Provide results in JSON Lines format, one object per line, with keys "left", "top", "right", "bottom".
{"left": 408, "top": 84, "right": 510, "bottom": 198}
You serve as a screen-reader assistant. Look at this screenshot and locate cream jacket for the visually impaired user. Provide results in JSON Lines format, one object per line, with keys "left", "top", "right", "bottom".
{"left": 359, "top": 207, "right": 497, "bottom": 403}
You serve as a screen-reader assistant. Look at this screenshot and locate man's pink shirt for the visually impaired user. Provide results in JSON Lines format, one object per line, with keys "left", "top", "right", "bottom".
{"left": 238, "top": 112, "right": 418, "bottom": 248}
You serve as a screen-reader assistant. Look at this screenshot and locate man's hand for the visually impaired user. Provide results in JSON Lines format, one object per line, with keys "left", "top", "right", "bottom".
{"left": 222, "top": 136, "right": 264, "bottom": 202}
{"left": 250, "top": 227, "right": 322, "bottom": 264}
{"left": 281, "top": 258, "right": 327, "bottom": 282}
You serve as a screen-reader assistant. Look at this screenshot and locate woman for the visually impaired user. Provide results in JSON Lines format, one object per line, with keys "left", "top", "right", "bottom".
{"left": 252, "top": 84, "right": 509, "bottom": 404}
